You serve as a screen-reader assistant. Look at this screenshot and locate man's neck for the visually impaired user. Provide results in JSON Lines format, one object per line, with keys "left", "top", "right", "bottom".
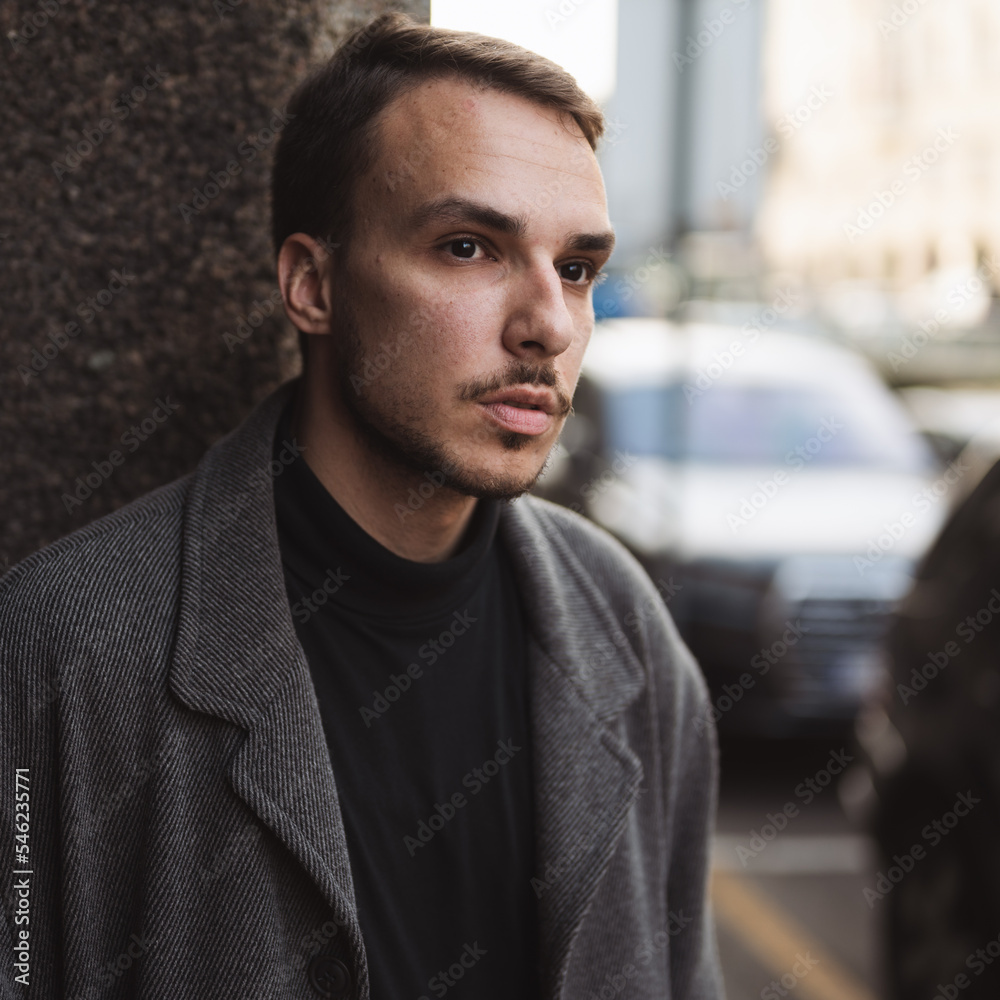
{"left": 290, "top": 382, "right": 479, "bottom": 564}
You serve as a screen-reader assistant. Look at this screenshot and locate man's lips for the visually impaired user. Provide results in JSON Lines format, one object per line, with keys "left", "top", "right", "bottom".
{"left": 477, "top": 386, "right": 559, "bottom": 414}
{"left": 475, "top": 386, "right": 561, "bottom": 436}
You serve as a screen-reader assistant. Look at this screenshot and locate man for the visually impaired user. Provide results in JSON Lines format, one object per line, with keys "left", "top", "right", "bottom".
{"left": 1, "top": 13, "right": 723, "bottom": 999}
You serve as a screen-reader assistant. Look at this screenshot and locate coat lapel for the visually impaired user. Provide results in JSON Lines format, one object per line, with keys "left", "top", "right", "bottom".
{"left": 167, "top": 377, "right": 649, "bottom": 997}
{"left": 167, "top": 380, "right": 369, "bottom": 973}
{"left": 500, "top": 505, "right": 648, "bottom": 998}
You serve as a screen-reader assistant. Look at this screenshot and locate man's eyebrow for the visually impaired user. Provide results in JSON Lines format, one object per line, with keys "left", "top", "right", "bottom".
{"left": 408, "top": 197, "right": 528, "bottom": 238}
{"left": 566, "top": 230, "right": 616, "bottom": 255}
{"left": 408, "top": 196, "right": 616, "bottom": 256}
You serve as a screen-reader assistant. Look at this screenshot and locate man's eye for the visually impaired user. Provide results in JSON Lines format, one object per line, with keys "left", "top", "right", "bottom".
{"left": 559, "top": 261, "right": 594, "bottom": 284}
{"left": 447, "top": 239, "right": 479, "bottom": 259}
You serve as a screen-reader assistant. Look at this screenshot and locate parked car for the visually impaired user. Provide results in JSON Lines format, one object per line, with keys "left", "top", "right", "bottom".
{"left": 537, "top": 318, "right": 948, "bottom": 736}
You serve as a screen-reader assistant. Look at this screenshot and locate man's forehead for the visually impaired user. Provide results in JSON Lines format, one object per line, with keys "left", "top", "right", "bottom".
{"left": 368, "top": 77, "right": 610, "bottom": 226}
{"left": 375, "top": 78, "right": 596, "bottom": 174}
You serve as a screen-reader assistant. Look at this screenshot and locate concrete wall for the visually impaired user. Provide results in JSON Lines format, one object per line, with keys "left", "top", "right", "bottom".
{"left": 0, "top": 0, "right": 428, "bottom": 568}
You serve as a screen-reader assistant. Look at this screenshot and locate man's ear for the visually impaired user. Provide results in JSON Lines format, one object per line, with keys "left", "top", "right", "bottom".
{"left": 278, "top": 233, "right": 337, "bottom": 335}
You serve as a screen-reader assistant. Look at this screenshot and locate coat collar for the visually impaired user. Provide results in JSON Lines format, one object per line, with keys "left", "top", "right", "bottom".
{"left": 169, "top": 379, "right": 646, "bottom": 997}
{"left": 497, "top": 491, "right": 647, "bottom": 995}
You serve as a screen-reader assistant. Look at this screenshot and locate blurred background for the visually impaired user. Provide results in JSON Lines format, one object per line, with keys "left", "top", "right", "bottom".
{"left": 3, "top": 0, "right": 999, "bottom": 996}
{"left": 433, "top": 1, "right": 1000, "bottom": 997}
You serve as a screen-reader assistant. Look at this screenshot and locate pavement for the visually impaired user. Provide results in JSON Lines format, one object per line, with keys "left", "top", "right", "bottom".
{"left": 712, "top": 736, "right": 886, "bottom": 1000}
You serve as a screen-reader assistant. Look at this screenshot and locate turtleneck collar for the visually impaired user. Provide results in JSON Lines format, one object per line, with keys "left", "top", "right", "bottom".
{"left": 272, "top": 401, "right": 503, "bottom": 627}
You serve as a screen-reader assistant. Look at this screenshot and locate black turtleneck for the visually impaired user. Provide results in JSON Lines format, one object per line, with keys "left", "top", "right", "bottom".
{"left": 272, "top": 404, "right": 538, "bottom": 999}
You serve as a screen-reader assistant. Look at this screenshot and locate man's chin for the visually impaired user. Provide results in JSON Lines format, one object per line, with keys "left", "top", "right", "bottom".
{"left": 437, "top": 456, "right": 546, "bottom": 503}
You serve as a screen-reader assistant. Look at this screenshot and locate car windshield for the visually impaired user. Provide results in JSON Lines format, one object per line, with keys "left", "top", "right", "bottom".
{"left": 603, "top": 382, "right": 935, "bottom": 472}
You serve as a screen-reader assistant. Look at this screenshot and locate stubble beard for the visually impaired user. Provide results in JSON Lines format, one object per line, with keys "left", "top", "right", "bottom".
{"left": 332, "top": 308, "right": 565, "bottom": 503}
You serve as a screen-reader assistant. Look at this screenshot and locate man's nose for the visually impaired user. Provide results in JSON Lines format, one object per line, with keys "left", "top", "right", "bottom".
{"left": 500, "top": 260, "right": 579, "bottom": 360}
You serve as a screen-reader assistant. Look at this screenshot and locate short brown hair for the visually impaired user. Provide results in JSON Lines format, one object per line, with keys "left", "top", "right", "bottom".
{"left": 270, "top": 11, "right": 605, "bottom": 271}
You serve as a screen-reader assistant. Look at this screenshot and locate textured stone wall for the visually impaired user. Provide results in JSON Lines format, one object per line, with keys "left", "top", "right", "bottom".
{"left": 0, "top": 0, "right": 428, "bottom": 569}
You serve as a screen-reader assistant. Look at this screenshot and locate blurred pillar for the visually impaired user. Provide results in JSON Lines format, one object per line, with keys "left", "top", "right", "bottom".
{"left": 599, "top": 0, "right": 683, "bottom": 263}
{"left": 0, "top": 0, "right": 427, "bottom": 569}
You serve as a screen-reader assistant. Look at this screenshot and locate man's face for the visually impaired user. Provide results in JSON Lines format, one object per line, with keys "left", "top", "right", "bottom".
{"left": 324, "top": 75, "right": 614, "bottom": 500}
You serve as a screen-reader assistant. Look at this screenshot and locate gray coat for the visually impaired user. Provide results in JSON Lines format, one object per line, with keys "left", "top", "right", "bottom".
{"left": 1, "top": 381, "right": 724, "bottom": 999}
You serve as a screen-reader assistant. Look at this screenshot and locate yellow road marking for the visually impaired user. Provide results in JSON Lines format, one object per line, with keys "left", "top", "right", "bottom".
{"left": 711, "top": 870, "right": 879, "bottom": 1000}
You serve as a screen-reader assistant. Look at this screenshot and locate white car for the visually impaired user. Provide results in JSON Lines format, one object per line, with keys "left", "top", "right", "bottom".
{"left": 542, "top": 318, "right": 952, "bottom": 735}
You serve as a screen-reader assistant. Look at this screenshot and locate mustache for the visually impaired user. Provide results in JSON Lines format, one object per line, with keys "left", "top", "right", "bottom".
{"left": 458, "top": 361, "right": 573, "bottom": 416}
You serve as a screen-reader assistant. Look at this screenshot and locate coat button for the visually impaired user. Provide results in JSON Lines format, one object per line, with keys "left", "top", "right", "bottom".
{"left": 307, "top": 955, "right": 352, "bottom": 997}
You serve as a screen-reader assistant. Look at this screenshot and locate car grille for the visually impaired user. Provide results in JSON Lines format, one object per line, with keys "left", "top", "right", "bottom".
{"left": 778, "top": 597, "right": 894, "bottom": 715}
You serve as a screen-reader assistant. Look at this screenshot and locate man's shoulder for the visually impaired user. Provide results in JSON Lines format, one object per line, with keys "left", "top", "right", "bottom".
{"left": 515, "top": 493, "right": 668, "bottom": 613}
{"left": 1, "top": 475, "right": 191, "bottom": 626}
{"left": 518, "top": 496, "right": 705, "bottom": 700}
